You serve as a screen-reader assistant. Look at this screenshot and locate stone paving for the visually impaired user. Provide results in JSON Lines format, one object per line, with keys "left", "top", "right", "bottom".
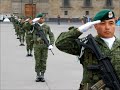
{"left": 0, "top": 22, "right": 120, "bottom": 90}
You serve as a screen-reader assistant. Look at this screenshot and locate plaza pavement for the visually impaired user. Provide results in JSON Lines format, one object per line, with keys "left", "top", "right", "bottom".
{"left": 0, "top": 22, "right": 120, "bottom": 90}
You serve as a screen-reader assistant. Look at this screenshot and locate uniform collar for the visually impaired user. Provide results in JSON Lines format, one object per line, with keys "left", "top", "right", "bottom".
{"left": 101, "top": 36, "right": 115, "bottom": 49}
{"left": 95, "top": 35, "right": 120, "bottom": 50}
{"left": 38, "top": 23, "right": 44, "bottom": 26}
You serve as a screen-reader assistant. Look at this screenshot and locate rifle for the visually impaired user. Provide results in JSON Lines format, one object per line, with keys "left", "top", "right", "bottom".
{"left": 76, "top": 34, "right": 120, "bottom": 90}
{"left": 34, "top": 23, "right": 54, "bottom": 55}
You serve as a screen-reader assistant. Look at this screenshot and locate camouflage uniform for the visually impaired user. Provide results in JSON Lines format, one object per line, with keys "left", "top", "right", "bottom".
{"left": 23, "top": 21, "right": 34, "bottom": 56}
{"left": 55, "top": 28, "right": 120, "bottom": 90}
{"left": 33, "top": 23, "right": 54, "bottom": 77}
{"left": 19, "top": 19, "right": 25, "bottom": 46}
{"left": 14, "top": 19, "right": 20, "bottom": 39}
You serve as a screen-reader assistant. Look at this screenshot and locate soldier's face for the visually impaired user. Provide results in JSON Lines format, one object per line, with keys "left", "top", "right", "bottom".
{"left": 29, "top": 19, "right": 32, "bottom": 24}
{"left": 21, "top": 19, "right": 24, "bottom": 23}
{"left": 94, "top": 18, "right": 115, "bottom": 38}
{"left": 38, "top": 17, "right": 45, "bottom": 24}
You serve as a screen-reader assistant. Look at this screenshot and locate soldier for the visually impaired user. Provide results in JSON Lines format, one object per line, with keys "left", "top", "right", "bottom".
{"left": 55, "top": 9, "right": 120, "bottom": 90}
{"left": 14, "top": 16, "right": 20, "bottom": 39}
{"left": 83, "top": 15, "right": 88, "bottom": 24}
{"left": 57, "top": 15, "right": 60, "bottom": 25}
{"left": 19, "top": 17, "right": 26, "bottom": 46}
{"left": 32, "top": 13, "right": 55, "bottom": 82}
{"left": 23, "top": 17, "right": 34, "bottom": 56}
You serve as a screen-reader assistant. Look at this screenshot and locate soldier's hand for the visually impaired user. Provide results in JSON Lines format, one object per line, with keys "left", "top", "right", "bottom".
{"left": 48, "top": 45, "right": 53, "bottom": 50}
{"left": 32, "top": 18, "right": 40, "bottom": 23}
{"left": 25, "top": 18, "right": 29, "bottom": 22}
{"left": 78, "top": 20, "right": 101, "bottom": 33}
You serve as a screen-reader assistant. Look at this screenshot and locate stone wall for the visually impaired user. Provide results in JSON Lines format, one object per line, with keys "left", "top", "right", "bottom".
{"left": 0, "top": 0, "right": 120, "bottom": 19}
{"left": 0, "top": 0, "right": 12, "bottom": 14}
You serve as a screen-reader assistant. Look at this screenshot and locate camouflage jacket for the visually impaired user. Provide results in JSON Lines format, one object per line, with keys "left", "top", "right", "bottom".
{"left": 33, "top": 23, "right": 55, "bottom": 46}
{"left": 22, "top": 21, "right": 33, "bottom": 35}
{"left": 55, "top": 27, "right": 120, "bottom": 84}
{"left": 19, "top": 22, "right": 25, "bottom": 33}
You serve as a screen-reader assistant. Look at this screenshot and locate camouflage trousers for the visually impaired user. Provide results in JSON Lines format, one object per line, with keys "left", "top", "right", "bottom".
{"left": 26, "top": 35, "right": 33, "bottom": 52}
{"left": 15, "top": 28, "right": 20, "bottom": 38}
{"left": 34, "top": 44, "right": 48, "bottom": 73}
{"left": 19, "top": 33, "right": 25, "bottom": 44}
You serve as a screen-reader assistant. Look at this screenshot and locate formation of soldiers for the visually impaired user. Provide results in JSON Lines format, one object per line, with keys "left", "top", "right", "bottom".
{"left": 11, "top": 14, "right": 55, "bottom": 82}
{"left": 11, "top": 16, "right": 33, "bottom": 56}
{"left": 10, "top": 9, "right": 120, "bottom": 90}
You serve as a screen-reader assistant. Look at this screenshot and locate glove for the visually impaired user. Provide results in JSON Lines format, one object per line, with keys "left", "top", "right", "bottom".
{"left": 78, "top": 20, "right": 101, "bottom": 33}
{"left": 25, "top": 18, "right": 29, "bottom": 22}
{"left": 48, "top": 45, "right": 53, "bottom": 50}
{"left": 32, "top": 18, "right": 40, "bottom": 23}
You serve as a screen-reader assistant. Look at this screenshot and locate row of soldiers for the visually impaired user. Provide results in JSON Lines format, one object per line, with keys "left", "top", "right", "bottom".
{"left": 10, "top": 9, "right": 120, "bottom": 90}
{"left": 11, "top": 14, "right": 55, "bottom": 82}
{"left": 11, "top": 16, "right": 34, "bottom": 56}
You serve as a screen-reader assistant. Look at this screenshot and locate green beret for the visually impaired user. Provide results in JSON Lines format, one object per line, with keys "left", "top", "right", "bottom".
{"left": 29, "top": 16, "right": 32, "bottom": 19}
{"left": 36, "top": 13, "right": 44, "bottom": 18}
{"left": 93, "top": 9, "right": 115, "bottom": 21}
{"left": 68, "top": 26, "right": 75, "bottom": 30}
{"left": 68, "top": 26, "right": 78, "bottom": 31}
{"left": 20, "top": 16, "right": 25, "bottom": 19}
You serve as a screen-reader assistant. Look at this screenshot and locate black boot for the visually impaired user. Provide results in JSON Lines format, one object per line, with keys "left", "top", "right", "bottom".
{"left": 35, "top": 76, "right": 41, "bottom": 82}
{"left": 19, "top": 43, "right": 25, "bottom": 46}
{"left": 40, "top": 77, "right": 45, "bottom": 82}
{"left": 35, "top": 73, "right": 41, "bottom": 82}
{"left": 40, "top": 72, "right": 45, "bottom": 82}
{"left": 26, "top": 54, "right": 29, "bottom": 57}
{"left": 19, "top": 44, "right": 23, "bottom": 46}
{"left": 21, "top": 44, "right": 25, "bottom": 46}
{"left": 29, "top": 54, "right": 33, "bottom": 57}
{"left": 17, "top": 36, "right": 19, "bottom": 39}
{"left": 26, "top": 51, "right": 29, "bottom": 57}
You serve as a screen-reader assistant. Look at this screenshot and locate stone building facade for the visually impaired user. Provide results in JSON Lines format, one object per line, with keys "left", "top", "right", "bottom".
{"left": 0, "top": 0, "right": 120, "bottom": 19}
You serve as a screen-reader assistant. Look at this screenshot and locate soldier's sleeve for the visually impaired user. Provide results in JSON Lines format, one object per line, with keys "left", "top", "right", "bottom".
{"left": 32, "top": 27, "right": 37, "bottom": 42}
{"left": 55, "top": 28, "right": 82, "bottom": 56}
{"left": 47, "top": 26, "right": 55, "bottom": 45}
{"left": 22, "top": 22, "right": 27, "bottom": 30}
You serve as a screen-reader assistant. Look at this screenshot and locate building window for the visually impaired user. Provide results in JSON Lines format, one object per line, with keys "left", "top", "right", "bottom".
{"left": 64, "top": 11, "right": 68, "bottom": 15}
{"left": 63, "top": 0, "right": 70, "bottom": 7}
{"left": 84, "top": 0, "right": 92, "bottom": 7}
{"left": 106, "top": 0, "right": 113, "bottom": 7}
{"left": 104, "top": 0, "right": 114, "bottom": 9}
{"left": 29, "top": 0, "right": 33, "bottom": 4}
{"left": 86, "top": 11, "right": 89, "bottom": 15}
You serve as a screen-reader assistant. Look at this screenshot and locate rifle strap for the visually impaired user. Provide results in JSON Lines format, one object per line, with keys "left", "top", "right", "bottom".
{"left": 90, "top": 80, "right": 105, "bottom": 90}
